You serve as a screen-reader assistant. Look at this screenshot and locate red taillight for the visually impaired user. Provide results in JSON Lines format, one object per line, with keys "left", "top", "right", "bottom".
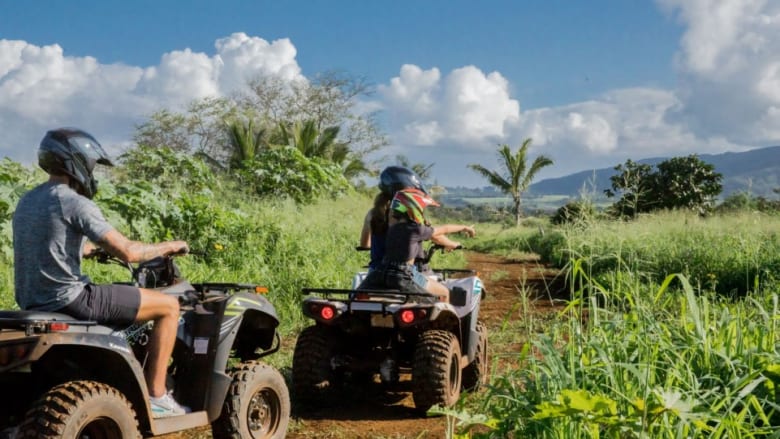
{"left": 400, "top": 309, "right": 415, "bottom": 324}
{"left": 320, "top": 306, "right": 335, "bottom": 320}
{"left": 49, "top": 322, "right": 70, "bottom": 332}
{"left": 0, "top": 343, "right": 33, "bottom": 367}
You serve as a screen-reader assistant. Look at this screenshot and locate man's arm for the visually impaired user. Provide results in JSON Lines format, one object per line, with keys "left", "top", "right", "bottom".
{"left": 96, "top": 229, "right": 189, "bottom": 263}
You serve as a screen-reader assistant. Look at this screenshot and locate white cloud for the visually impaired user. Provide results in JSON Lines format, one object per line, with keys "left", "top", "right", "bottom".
{"left": 377, "top": 65, "right": 519, "bottom": 148}
{"left": 2, "top": 2, "right": 780, "bottom": 190}
{"left": 0, "top": 33, "right": 303, "bottom": 164}
{"left": 658, "top": 0, "right": 780, "bottom": 146}
{"left": 373, "top": 1, "right": 780, "bottom": 186}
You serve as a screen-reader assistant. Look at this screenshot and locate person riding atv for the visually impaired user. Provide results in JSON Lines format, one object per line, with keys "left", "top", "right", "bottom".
{"left": 13, "top": 127, "right": 190, "bottom": 417}
{"left": 3, "top": 128, "right": 290, "bottom": 438}
{"left": 357, "top": 188, "right": 475, "bottom": 302}
{"left": 294, "top": 188, "right": 487, "bottom": 414}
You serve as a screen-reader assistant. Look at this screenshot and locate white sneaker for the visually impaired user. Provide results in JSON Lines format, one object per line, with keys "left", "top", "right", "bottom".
{"left": 150, "top": 392, "right": 191, "bottom": 418}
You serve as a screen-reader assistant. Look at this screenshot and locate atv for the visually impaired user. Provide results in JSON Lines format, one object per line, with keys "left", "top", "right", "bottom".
{"left": 0, "top": 250, "right": 289, "bottom": 439}
{"left": 293, "top": 244, "right": 488, "bottom": 413}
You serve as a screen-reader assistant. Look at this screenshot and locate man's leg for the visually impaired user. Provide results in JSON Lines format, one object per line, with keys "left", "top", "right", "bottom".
{"left": 135, "top": 288, "right": 179, "bottom": 398}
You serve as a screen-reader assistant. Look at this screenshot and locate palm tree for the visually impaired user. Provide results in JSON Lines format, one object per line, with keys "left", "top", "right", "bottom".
{"left": 225, "top": 118, "right": 267, "bottom": 170}
{"left": 277, "top": 119, "right": 369, "bottom": 180}
{"left": 277, "top": 120, "right": 339, "bottom": 159}
{"left": 468, "top": 138, "right": 553, "bottom": 226}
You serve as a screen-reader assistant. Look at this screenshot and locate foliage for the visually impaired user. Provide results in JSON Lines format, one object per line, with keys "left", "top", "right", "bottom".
{"left": 238, "top": 146, "right": 351, "bottom": 204}
{"left": 116, "top": 145, "right": 216, "bottom": 191}
{"left": 550, "top": 200, "right": 596, "bottom": 226}
{"left": 132, "top": 73, "right": 382, "bottom": 182}
{"left": 466, "top": 278, "right": 780, "bottom": 437}
{"left": 716, "top": 191, "right": 780, "bottom": 214}
{"left": 469, "top": 138, "right": 554, "bottom": 226}
{"left": 653, "top": 155, "right": 723, "bottom": 213}
{"left": 225, "top": 117, "right": 268, "bottom": 170}
{"left": 242, "top": 71, "right": 387, "bottom": 172}
{"left": 603, "top": 159, "right": 654, "bottom": 218}
{"left": 605, "top": 155, "right": 723, "bottom": 218}
{"left": 133, "top": 97, "right": 239, "bottom": 163}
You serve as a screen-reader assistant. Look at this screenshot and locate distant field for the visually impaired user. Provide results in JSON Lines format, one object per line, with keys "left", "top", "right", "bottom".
{"left": 440, "top": 194, "right": 577, "bottom": 212}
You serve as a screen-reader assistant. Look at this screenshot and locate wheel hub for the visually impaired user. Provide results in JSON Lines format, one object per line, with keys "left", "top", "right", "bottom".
{"left": 247, "top": 389, "right": 280, "bottom": 437}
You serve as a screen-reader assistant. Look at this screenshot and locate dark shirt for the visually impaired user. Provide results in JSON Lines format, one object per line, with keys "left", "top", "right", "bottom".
{"left": 382, "top": 221, "right": 434, "bottom": 264}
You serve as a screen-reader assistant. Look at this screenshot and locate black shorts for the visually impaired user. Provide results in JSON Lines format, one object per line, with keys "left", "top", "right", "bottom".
{"left": 59, "top": 284, "right": 141, "bottom": 327}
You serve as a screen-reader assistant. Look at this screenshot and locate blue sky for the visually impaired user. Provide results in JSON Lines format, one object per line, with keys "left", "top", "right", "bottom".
{"left": 1, "top": 1, "right": 778, "bottom": 187}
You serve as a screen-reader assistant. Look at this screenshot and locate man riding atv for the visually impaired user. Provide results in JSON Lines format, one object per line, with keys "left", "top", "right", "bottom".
{"left": 12, "top": 127, "right": 190, "bottom": 418}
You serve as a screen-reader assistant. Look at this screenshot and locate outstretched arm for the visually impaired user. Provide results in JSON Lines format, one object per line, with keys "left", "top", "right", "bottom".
{"left": 96, "top": 229, "right": 189, "bottom": 263}
{"left": 431, "top": 224, "right": 476, "bottom": 250}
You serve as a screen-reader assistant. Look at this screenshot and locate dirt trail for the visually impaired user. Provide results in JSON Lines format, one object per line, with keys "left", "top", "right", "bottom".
{"left": 284, "top": 251, "right": 565, "bottom": 439}
{"left": 163, "top": 251, "right": 565, "bottom": 439}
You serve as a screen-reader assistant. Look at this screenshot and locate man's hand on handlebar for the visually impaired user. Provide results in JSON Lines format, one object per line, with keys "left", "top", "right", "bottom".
{"left": 166, "top": 241, "right": 190, "bottom": 256}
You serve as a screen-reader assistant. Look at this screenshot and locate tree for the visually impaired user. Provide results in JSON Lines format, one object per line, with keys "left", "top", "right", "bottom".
{"left": 242, "top": 71, "right": 387, "bottom": 173}
{"left": 133, "top": 71, "right": 384, "bottom": 183}
{"left": 652, "top": 155, "right": 722, "bottom": 214}
{"left": 468, "top": 139, "right": 554, "bottom": 226}
{"left": 133, "top": 97, "right": 239, "bottom": 163}
{"left": 603, "top": 159, "right": 655, "bottom": 218}
{"left": 604, "top": 155, "right": 723, "bottom": 217}
{"left": 273, "top": 119, "right": 368, "bottom": 180}
{"left": 225, "top": 118, "right": 267, "bottom": 170}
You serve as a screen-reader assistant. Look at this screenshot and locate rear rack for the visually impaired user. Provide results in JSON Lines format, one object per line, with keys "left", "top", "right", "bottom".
{"left": 302, "top": 287, "right": 432, "bottom": 300}
{"left": 301, "top": 288, "right": 436, "bottom": 314}
{"left": 0, "top": 312, "right": 97, "bottom": 336}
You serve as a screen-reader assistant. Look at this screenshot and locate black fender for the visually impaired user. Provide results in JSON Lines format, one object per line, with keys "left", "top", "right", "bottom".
{"left": 204, "top": 292, "right": 280, "bottom": 421}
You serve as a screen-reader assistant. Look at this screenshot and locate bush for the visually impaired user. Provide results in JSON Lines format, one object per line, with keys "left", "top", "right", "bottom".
{"left": 550, "top": 200, "right": 595, "bottom": 226}
{"left": 239, "top": 147, "right": 351, "bottom": 204}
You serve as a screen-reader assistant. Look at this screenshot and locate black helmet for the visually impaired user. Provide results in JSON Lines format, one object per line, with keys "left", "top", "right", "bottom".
{"left": 378, "top": 166, "right": 427, "bottom": 196}
{"left": 38, "top": 128, "right": 113, "bottom": 199}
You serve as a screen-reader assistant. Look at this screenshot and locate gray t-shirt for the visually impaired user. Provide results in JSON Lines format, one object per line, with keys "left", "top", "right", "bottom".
{"left": 13, "top": 182, "right": 114, "bottom": 311}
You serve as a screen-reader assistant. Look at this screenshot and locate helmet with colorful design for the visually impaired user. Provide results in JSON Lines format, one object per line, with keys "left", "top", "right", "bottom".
{"left": 378, "top": 166, "right": 427, "bottom": 196}
{"left": 38, "top": 128, "right": 113, "bottom": 199}
{"left": 390, "top": 188, "right": 440, "bottom": 224}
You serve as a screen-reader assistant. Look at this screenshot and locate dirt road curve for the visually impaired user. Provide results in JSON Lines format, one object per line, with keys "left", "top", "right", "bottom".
{"left": 161, "top": 251, "right": 564, "bottom": 439}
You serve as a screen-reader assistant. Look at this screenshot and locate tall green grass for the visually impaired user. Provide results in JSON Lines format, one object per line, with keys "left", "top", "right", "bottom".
{"left": 452, "top": 210, "right": 780, "bottom": 438}
{"left": 535, "top": 210, "right": 780, "bottom": 297}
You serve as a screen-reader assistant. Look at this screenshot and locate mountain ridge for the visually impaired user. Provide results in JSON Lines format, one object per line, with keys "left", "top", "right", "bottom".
{"left": 527, "top": 145, "right": 780, "bottom": 199}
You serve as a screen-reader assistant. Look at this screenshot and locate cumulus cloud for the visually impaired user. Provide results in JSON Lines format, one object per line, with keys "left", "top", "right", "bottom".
{"left": 658, "top": 0, "right": 780, "bottom": 146}
{"left": 0, "top": 32, "right": 303, "bottom": 163}
{"left": 3, "top": 2, "right": 780, "bottom": 189}
{"left": 378, "top": 65, "right": 519, "bottom": 148}
{"left": 372, "top": 1, "right": 780, "bottom": 186}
